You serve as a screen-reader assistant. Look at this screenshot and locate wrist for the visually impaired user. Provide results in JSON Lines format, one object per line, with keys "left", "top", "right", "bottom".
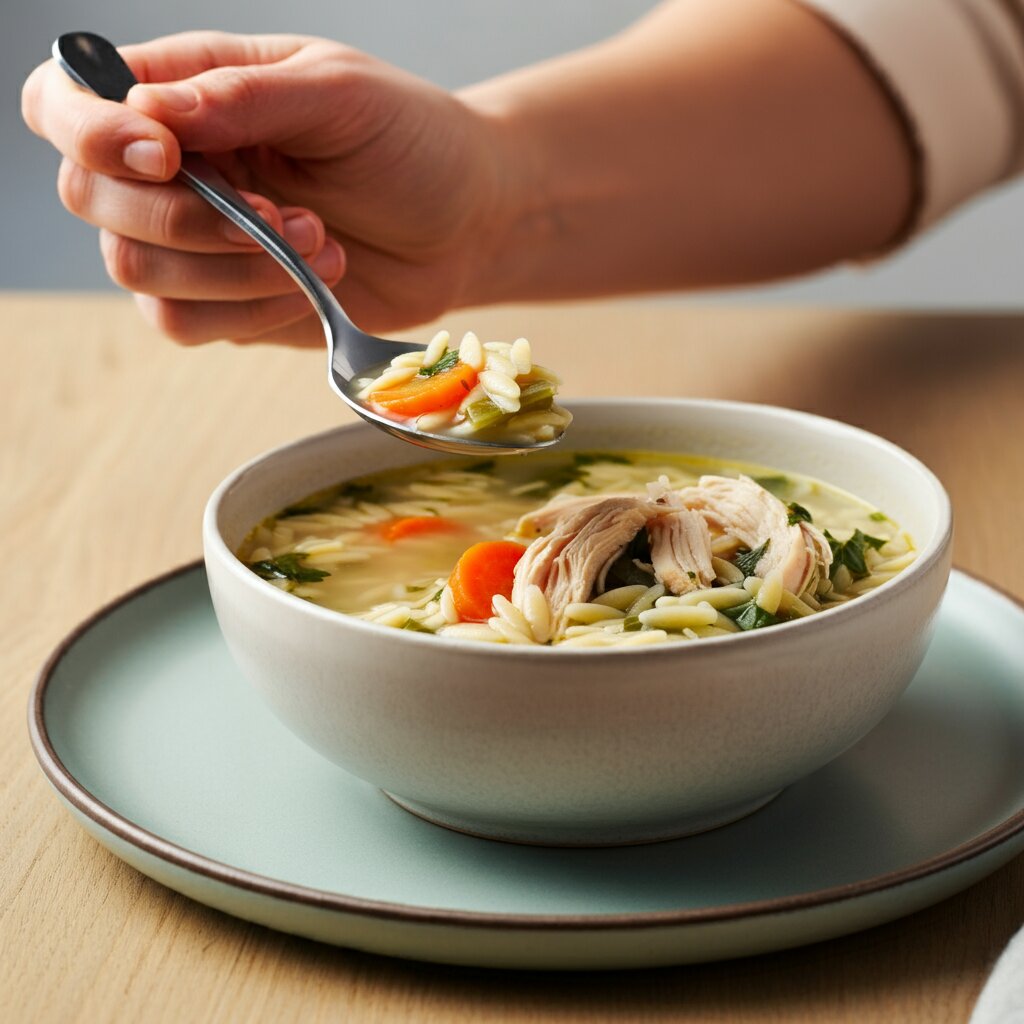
{"left": 454, "top": 82, "right": 557, "bottom": 309}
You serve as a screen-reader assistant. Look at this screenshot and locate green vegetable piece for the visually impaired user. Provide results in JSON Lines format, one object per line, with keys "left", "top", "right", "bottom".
{"left": 786, "top": 502, "right": 813, "bottom": 526}
{"left": 401, "top": 618, "right": 435, "bottom": 634}
{"left": 722, "top": 599, "right": 781, "bottom": 631}
{"left": 869, "top": 511, "right": 889, "bottom": 523}
{"left": 462, "top": 459, "right": 496, "bottom": 474}
{"left": 248, "top": 552, "right": 330, "bottom": 583}
{"left": 419, "top": 350, "right": 460, "bottom": 377}
{"left": 733, "top": 539, "right": 770, "bottom": 578}
{"left": 603, "top": 530, "right": 657, "bottom": 590}
{"left": 340, "top": 481, "right": 376, "bottom": 502}
{"left": 518, "top": 380, "right": 555, "bottom": 411}
{"left": 825, "top": 529, "right": 887, "bottom": 581}
{"left": 465, "top": 397, "right": 508, "bottom": 430}
{"left": 574, "top": 452, "right": 631, "bottom": 467}
{"left": 622, "top": 615, "right": 644, "bottom": 632}
{"left": 687, "top": 571, "right": 697, "bottom": 580}
{"left": 754, "top": 475, "right": 789, "bottom": 497}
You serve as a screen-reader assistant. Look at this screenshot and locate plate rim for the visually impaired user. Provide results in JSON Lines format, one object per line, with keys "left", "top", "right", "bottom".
{"left": 28, "top": 560, "right": 1024, "bottom": 933}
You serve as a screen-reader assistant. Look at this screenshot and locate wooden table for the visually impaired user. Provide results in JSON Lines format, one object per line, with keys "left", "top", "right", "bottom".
{"left": 2, "top": 294, "right": 1022, "bottom": 1022}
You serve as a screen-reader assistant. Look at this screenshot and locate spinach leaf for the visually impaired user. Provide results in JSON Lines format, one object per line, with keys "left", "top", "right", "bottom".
{"left": 754, "top": 475, "right": 789, "bottom": 497}
{"left": 420, "top": 350, "right": 460, "bottom": 377}
{"left": 722, "top": 599, "right": 781, "bottom": 631}
{"left": 602, "top": 529, "right": 656, "bottom": 590}
{"left": 825, "top": 529, "right": 887, "bottom": 581}
{"left": 573, "top": 452, "right": 631, "bottom": 467}
{"left": 786, "top": 502, "right": 813, "bottom": 526}
{"left": 733, "top": 539, "right": 770, "bottom": 578}
{"left": 531, "top": 452, "right": 633, "bottom": 496}
{"left": 249, "top": 553, "right": 330, "bottom": 583}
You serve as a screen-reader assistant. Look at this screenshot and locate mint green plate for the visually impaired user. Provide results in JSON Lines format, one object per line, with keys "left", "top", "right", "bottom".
{"left": 29, "top": 565, "right": 1024, "bottom": 970}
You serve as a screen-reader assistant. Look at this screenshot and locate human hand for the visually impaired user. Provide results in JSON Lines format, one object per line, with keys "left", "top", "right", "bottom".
{"left": 22, "top": 32, "right": 512, "bottom": 345}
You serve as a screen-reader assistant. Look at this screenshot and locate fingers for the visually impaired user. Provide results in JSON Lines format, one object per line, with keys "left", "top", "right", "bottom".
{"left": 22, "top": 59, "right": 180, "bottom": 181}
{"left": 125, "top": 43, "right": 369, "bottom": 155}
{"left": 119, "top": 31, "right": 309, "bottom": 85}
{"left": 56, "top": 159, "right": 329, "bottom": 255}
{"left": 99, "top": 230, "right": 345, "bottom": 300}
{"left": 134, "top": 293, "right": 321, "bottom": 346}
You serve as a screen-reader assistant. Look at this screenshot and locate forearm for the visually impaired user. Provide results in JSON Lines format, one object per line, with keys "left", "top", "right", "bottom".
{"left": 460, "top": 0, "right": 915, "bottom": 304}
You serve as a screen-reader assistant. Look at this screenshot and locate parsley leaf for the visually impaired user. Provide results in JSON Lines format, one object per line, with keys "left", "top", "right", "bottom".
{"left": 825, "top": 529, "right": 887, "bottom": 581}
{"left": 869, "top": 511, "right": 889, "bottom": 522}
{"left": 249, "top": 553, "right": 330, "bottom": 583}
{"left": 420, "top": 350, "right": 460, "bottom": 377}
{"left": 733, "top": 539, "right": 770, "bottom": 578}
{"left": 462, "top": 459, "right": 496, "bottom": 474}
{"left": 722, "top": 599, "right": 781, "bottom": 631}
{"left": 786, "top": 502, "right": 813, "bottom": 526}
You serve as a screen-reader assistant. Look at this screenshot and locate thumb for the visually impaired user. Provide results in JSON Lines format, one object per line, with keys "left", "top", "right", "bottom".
{"left": 125, "top": 55, "right": 365, "bottom": 157}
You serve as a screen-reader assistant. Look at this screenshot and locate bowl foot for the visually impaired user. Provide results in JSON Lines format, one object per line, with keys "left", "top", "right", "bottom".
{"left": 381, "top": 789, "right": 784, "bottom": 847}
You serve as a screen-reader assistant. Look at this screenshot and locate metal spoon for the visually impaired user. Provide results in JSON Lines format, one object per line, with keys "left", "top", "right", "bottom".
{"left": 53, "top": 31, "right": 562, "bottom": 457}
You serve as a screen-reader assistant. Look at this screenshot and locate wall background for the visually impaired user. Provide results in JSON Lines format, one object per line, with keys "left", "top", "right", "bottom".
{"left": 4, "top": 0, "right": 1022, "bottom": 306}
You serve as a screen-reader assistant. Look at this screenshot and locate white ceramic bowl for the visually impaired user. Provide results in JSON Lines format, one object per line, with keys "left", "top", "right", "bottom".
{"left": 204, "top": 400, "right": 952, "bottom": 846}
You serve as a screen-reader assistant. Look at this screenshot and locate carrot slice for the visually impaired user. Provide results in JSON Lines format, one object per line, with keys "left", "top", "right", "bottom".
{"left": 370, "top": 361, "right": 478, "bottom": 418}
{"left": 449, "top": 541, "right": 527, "bottom": 622}
{"left": 380, "top": 516, "right": 464, "bottom": 542}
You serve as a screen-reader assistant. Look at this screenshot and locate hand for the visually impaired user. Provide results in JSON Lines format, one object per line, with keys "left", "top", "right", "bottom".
{"left": 21, "top": 32, "right": 512, "bottom": 345}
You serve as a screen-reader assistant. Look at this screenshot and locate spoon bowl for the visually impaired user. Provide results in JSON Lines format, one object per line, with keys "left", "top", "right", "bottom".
{"left": 54, "top": 31, "right": 563, "bottom": 457}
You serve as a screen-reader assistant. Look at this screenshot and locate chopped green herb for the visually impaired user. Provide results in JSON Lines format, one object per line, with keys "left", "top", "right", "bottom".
{"left": 687, "top": 571, "right": 697, "bottom": 581}
{"left": 419, "top": 350, "right": 460, "bottom": 377}
{"left": 622, "top": 615, "right": 644, "bottom": 632}
{"left": 825, "top": 529, "right": 887, "bottom": 581}
{"left": 869, "top": 511, "right": 889, "bottom": 523}
{"left": 462, "top": 460, "right": 496, "bottom": 474}
{"left": 722, "top": 599, "right": 781, "bottom": 631}
{"left": 340, "top": 481, "right": 376, "bottom": 501}
{"left": 401, "top": 618, "right": 435, "bottom": 634}
{"left": 249, "top": 552, "right": 330, "bottom": 583}
{"left": 734, "top": 539, "right": 770, "bottom": 578}
{"left": 754, "top": 475, "right": 789, "bottom": 497}
{"left": 603, "top": 530, "right": 656, "bottom": 590}
{"left": 574, "top": 452, "right": 631, "bottom": 467}
{"left": 533, "top": 452, "right": 633, "bottom": 496}
{"left": 786, "top": 502, "right": 813, "bottom": 526}
{"left": 431, "top": 587, "right": 445, "bottom": 602}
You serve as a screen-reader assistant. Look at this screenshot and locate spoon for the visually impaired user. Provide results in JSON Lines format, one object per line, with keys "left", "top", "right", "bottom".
{"left": 53, "top": 31, "right": 561, "bottom": 457}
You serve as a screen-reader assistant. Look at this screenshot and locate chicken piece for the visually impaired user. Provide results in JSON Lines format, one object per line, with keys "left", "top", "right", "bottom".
{"left": 511, "top": 497, "right": 665, "bottom": 636}
{"left": 678, "top": 475, "right": 832, "bottom": 594}
{"left": 514, "top": 482, "right": 681, "bottom": 539}
{"left": 648, "top": 510, "right": 715, "bottom": 594}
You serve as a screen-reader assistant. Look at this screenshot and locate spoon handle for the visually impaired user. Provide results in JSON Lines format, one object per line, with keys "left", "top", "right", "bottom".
{"left": 52, "top": 32, "right": 344, "bottom": 330}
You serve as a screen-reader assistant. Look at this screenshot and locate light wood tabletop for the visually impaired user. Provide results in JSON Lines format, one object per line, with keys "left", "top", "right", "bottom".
{"left": 2, "top": 293, "right": 1023, "bottom": 1023}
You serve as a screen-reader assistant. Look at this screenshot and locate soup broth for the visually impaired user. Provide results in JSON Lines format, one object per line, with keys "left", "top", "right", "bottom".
{"left": 238, "top": 451, "right": 916, "bottom": 647}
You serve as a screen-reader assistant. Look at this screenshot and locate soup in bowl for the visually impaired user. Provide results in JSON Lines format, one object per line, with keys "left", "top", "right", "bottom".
{"left": 204, "top": 399, "right": 952, "bottom": 845}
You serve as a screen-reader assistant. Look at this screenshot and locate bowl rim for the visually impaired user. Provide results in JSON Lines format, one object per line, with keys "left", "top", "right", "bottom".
{"left": 203, "top": 397, "right": 953, "bottom": 658}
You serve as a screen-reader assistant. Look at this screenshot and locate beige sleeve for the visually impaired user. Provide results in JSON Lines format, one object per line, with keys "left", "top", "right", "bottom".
{"left": 797, "top": 0, "right": 1024, "bottom": 231}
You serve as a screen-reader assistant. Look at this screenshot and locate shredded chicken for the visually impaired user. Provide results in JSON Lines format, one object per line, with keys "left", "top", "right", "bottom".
{"left": 511, "top": 497, "right": 665, "bottom": 635}
{"left": 678, "top": 475, "right": 832, "bottom": 594}
{"left": 648, "top": 510, "right": 715, "bottom": 594}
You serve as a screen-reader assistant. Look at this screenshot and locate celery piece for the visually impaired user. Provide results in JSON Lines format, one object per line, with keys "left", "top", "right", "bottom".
{"left": 465, "top": 396, "right": 508, "bottom": 429}
{"left": 518, "top": 380, "right": 555, "bottom": 411}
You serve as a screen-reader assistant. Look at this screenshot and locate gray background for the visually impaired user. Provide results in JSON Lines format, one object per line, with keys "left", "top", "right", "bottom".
{"left": 4, "top": 0, "right": 1022, "bottom": 306}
